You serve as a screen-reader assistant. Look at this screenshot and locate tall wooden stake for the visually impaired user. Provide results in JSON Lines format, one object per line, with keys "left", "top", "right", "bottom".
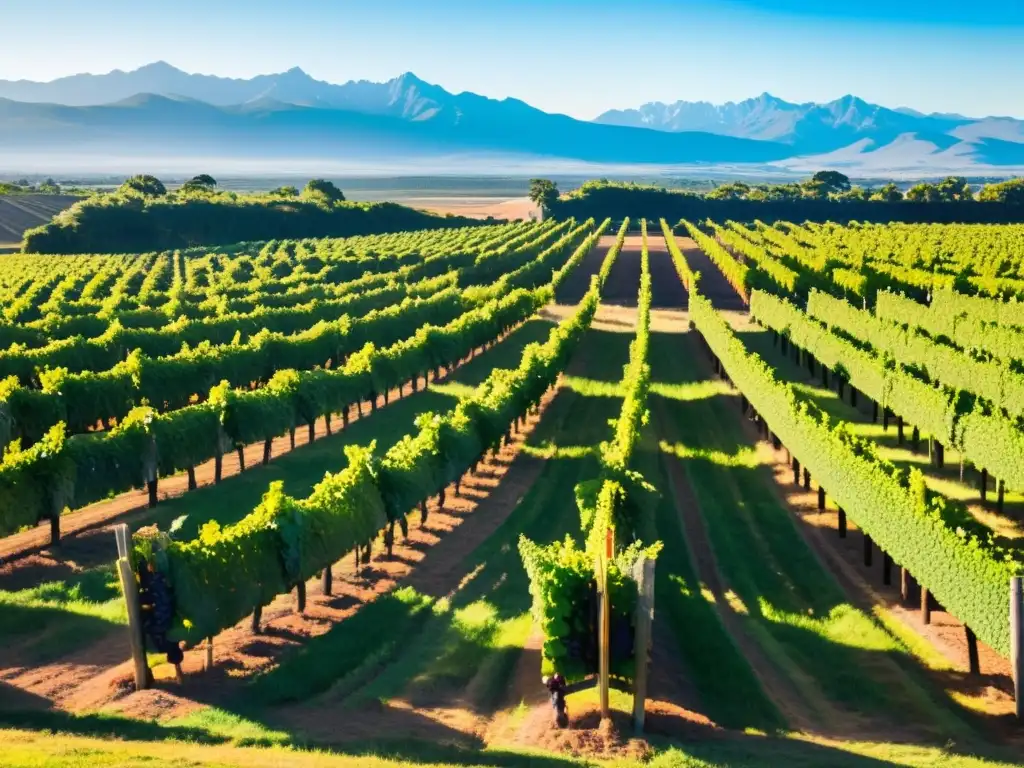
{"left": 114, "top": 524, "right": 149, "bottom": 691}
{"left": 632, "top": 558, "right": 656, "bottom": 734}
{"left": 965, "top": 625, "right": 980, "bottom": 676}
{"left": 1011, "top": 577, "right": 1023, "bottom": 719}
{"left": 598, "top": 528, "right": 612, "bottom": 721}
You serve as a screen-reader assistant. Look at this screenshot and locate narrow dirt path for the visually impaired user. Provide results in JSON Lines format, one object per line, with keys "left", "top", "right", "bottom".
{"left": 603, "top": 234, "right": 642, "bottom": 306}
{"left": 675, "top": 234, "right": 746, "bottom": 312}
{"left": 556, "top": 235, "right": 612, "bottom": 305}
{"left": 653, "top": 389, "right": 822, "bottom": 734}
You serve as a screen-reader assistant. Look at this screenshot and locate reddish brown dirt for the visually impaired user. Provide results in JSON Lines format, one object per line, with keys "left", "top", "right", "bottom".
{"left": 556, "top": 236, "right": 613, "bottom": 305}
{"left": 3, "top": 377, "right": 563, "bottom": 719}
{"left": 675, "top": 235, "right": 747, "bottom": 311}
{"left": 648, "top": 229, "right": 689, "bottom": 310}
{"left": 602, "top": 235, "right": 642, "bottom": 306}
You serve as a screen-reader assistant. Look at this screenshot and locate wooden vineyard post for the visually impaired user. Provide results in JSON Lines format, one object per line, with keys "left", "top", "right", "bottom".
{"left": 632, "top": 558, "right": 656, "bottom": 734}
{"left": 863, "top": 533, "right": 873, "bottom": 567}
{"left": 1012, "top": 577, "right": 1023, "bottom": 719}
{"left": 322, "top": 565, "right": 333, "bottom": 596}
{"left": 921, "top": 587, "right": 931, "bottom": 624}
{"left": 837, "top": 507, "right": 847, "bottom": 538}
{"left": 205, "top": 638, "right": 214, "bottom": 671}
{"left": 114, "top": 524, "right": 149, "bottom": 691}
{"left": 965, "top": 625, "right": 980, "bottom": 676}
{"left": 598, "top": 528, "right": 612, "bottom": 721}
{"left": 882, "top": 552, "right": 892, "bottom": 585}
{"left": 901, "top": 567, "right": 910, "bottom": 602}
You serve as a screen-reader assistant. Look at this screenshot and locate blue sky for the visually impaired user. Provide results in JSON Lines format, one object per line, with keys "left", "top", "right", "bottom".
{"left": 3, "top": 0, "right": 1023, "bottom": 118}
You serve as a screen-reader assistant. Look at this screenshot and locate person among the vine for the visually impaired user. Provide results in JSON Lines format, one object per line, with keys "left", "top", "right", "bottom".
{"left": 542, "top": 672, "right": 569, "bottom": 728}
{"left": 137, "top": 556, "right": 184, "bottom": 684}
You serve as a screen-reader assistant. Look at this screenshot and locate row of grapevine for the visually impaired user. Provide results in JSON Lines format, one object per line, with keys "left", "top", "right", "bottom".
{"left": 0, "top": 271, "right": 458, "bottom": 384}
{"left": 0, "top": 222, "right": 575, "bottom": 383}
{"left": 803, "top": 290, "right": 1024, "bottom": 421}
{"left": 0, "top": 221, "right": 548, "bottom": 348}
{"left": 679, "top": 220, "right": 751, "bottom": 301}
{"left": 876, "top": 291, "right": 1024, "bottom": 363}
{"left": 0, "top": 286, "right": 545, "bottom": 541}
{"left": 520, "top": 219, "right": 659, "bottom": 684}
{"left": 0, "top": 223, "right": 597, "bottom": 447}
{"left": 0, "top": 221, "right": 535, "bottom": 338}
{"left": 690, "top": 284, "right": 1023, "bottom": 658}
{"left": 708, "top": 221, "right": 801, "bottom": 295}
{"left": 131, "top": 257, "right": 614, "bottom": 648}
{"left": 752, "top": 289, "right": 1024, "bottom": 491}
{"left": 660, "top": 219, "right": 696, "bottom": 290}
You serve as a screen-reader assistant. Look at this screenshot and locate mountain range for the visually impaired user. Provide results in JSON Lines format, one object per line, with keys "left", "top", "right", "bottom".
{"left": 0, "top": 62, "right": 1021, "bottom": 175}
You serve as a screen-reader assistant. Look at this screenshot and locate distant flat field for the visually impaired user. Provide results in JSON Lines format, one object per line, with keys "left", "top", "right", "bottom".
{"left": 404, "top": 195, "right": 539, "bottom": 220}
{"left": 0, "top": 194, "right": 80, "bottom": 248}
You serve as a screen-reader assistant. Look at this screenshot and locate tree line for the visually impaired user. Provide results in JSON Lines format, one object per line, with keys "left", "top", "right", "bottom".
{"left": 21, "top": 175, "right": 483, "bottom": 254}
{"left": 531, "top": 173, "right": 1024, "bottom": 225}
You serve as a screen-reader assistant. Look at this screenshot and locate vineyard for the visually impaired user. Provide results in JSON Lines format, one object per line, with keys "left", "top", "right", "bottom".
{"left": 3, "top": 214, "right": 1024, "bottom": 768}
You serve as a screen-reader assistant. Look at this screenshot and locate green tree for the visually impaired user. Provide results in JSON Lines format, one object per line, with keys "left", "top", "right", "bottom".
{"left": 119, "top": 174, "right": 167, "bottom": 198}
{"left": 181, "top": 174, "right": 218, "bottom": 193}
{"left": 528, "top": 178, "right": 559, "bottom": 214}
{"left": 904, "top": 182, "right": 941, "bottom": 203}
{"left": 870, "top": 182, "right": 904, "bottom": 202}
{"left": 837, "top": 185, "right": 871, "bottom": 202}
{"left": 937, "top": 176, "right": 973, "bottom": 202}
{"left": 978, "top": 177, "right": 1024, "bottom": 205}
{"left": 708, "top": 181, "right": 751, "bottom": 200}
{"left": 189, "top": 174, "right": 217, "bottom": 188}
{"left": 810, "top": 170, "right": 852, "bottom": 195}
{"left": 302, "top": 179, "right": 345, "bottom": 204}
{"left": 268, "top": 185, "right": 299, "bottom": 198}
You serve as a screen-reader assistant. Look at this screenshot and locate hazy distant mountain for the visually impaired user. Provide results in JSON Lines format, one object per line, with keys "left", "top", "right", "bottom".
{"left": 595, "top": 93, "right": 1024, "bottom": 171}
{"left": 0, "top": 91, "right": 790, "bottom": 168}
{"left": 0, "top": 63, "right": 1022, "bottom": 173}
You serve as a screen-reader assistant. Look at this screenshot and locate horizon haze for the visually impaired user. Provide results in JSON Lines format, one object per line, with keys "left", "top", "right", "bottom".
{"left": 1, "top": 2, "right": 1023, "bottom": 177}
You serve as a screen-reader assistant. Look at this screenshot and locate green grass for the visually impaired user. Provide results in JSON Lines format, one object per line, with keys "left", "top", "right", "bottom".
{"left": 0, "top": 565, "right": 125, "bottom": 664}
{"left": 647, "top": 329, "right": 980, "bottom": 742}
{"left": 2, "top": 725, "right": 1022, "bottom": 767}
{"left": 248, "top": 587, "right": 436, "bottom": 706}
{"left": 636, "top": 427, "right": 785, "bottom": 732}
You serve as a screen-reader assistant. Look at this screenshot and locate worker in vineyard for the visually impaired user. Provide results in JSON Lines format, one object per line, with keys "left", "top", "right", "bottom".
{"left": 542, "top": 672, "right": 569, "bottom": 728}
{"left": 137, "top": 556, "right": 184, "bottom": 685}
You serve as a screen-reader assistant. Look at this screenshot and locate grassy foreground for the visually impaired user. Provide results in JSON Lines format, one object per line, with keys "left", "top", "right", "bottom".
{"left": 2, "top": 726, "right": 1020, "bottom": 767}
